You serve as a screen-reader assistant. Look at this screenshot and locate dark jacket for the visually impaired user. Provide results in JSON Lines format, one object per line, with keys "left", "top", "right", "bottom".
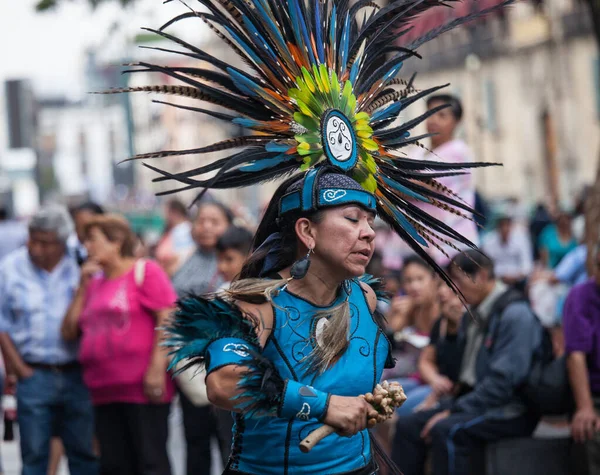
{"left": 452, "top": 293, "right": 542, "bottom": 418}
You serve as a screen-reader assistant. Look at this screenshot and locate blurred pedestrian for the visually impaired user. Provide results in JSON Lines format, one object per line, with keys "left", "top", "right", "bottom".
{"left": 0, "top": 206, "right": 98, "bottom": 475}
{"left": 482, "top": 209, "right": 533, "bottom": 289}
{"left": 70, "top": 202, "right": 105, "bottom": 266}
{"left": 563, "top": 242, "right": 600, "bottom": 472}
{"left": 402, "top": 282, "right": 466, "bottom": 415}
{"left": 155, "top": 199, "right": 194, "bottom": 275}
{"left": 538, "top": 211, "right": 577, "bottom": 269}
{"left": 61, "top": 214, "right": 176, "bottom": 475}
{"left": 413, "top": 94, "right": 479, "bottom": 265}
{"left": 384, "top": 256, "right": 441, "bottom": 392}
{"left": 171, "top": 201, "right": 233, "bottom": 475}
{"left": 216, "top": 226, "right": 254, "bottom": 288}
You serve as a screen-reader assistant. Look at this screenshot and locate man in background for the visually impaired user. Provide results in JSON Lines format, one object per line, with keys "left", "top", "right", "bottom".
{"left": 70, "top": 202, "right": 104, "bottom": 266}
{"left": 0, "top": 206, "right": 97, "bottom": 475}
{"left": 482, "top": 209, "right": 533, "bottom": 289}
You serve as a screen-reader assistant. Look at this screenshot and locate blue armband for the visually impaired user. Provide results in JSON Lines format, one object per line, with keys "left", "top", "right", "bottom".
{"left": 278, "top": 380, "right": 330, "bottom": 421}
{"left": 205, "top": 337, "right": 255, "bottom": 376}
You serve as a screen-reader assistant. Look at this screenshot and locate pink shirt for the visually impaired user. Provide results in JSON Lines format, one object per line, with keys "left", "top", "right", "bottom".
{"left": 78, "top": 260, "right": 177, "bottom": 405}
{"left": 413, "top": 139, "right": 479, "bottom": 265}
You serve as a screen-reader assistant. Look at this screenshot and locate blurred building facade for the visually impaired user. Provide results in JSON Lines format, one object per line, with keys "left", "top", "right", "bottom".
{"left": 400, "top": 0, "right": 599, "bottom": 210}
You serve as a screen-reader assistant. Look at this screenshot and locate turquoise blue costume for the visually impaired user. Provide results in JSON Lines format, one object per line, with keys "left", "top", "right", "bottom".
{"left": 229, "top": 281, "right": 392, "bottom": 474}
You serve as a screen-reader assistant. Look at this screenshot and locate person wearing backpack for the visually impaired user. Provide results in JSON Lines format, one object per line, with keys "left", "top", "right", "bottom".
{"left": 392, "top": 250, "right": 542, "bottom": 475}
{"left": 563, "top": 242, "right": 600, "bottom": 473}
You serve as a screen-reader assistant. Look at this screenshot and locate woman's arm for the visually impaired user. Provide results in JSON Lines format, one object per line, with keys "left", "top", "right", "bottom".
{"left": 206, "top": 301, "right": 274, "bottom": 409}
{"left": 144, "top": 308, "right": 174, "bottom": 404}
{"left": 419, "top": 345, "right": 454, "bottom": 395}
{"left": 61, "top": 260, "right": 99, "bottom": 341}
{"left": 61, "top": 287, "right": 87, "bottom": 341}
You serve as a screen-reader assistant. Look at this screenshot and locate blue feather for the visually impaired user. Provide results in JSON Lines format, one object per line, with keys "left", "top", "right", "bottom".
{"left": 223, "top": 26, "right": 265, "bottom": 68}
{"left": 233, "top": 118, "right": 261, "bottom": 128}
{"left": 265, "top": 142, "right": 292, "bottom": 153}
{"left": 227, "top": 67, "right": 262, "bottom": 98}
{"left": 371, "top": 101, "right": 403, "bottom": 123}
{"left": 240, "top": 154, "right": 295, "bottom": 172}
{"left": 349, "top": 47, "right": 363, "bottom": 84}
{"left": 329, "top": 5, "right": 337, "bottom": 64}
{"left": 338, "top": 12, "right": 351, "bottom": 74}
{"left": 390, "top": 206, "right": 428, "bottom": 246}
{"left": 287, "top": 0, "right": 316, "bottom": 65}
{"left": 252, "top": 0, "right": 288, "bottom": 53}
{"left": 241, "top": 17, "right": 279, "bottom": 65}
{"left": 314, "top": 0, "right": 325, "bottom": 64}
{"left": 382, "top": 176, "right": 429, "bottom": 203}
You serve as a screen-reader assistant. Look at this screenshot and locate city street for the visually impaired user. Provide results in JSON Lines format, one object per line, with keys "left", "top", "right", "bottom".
{"left": 1, "top": 402, "right": 222, "bottom": 475}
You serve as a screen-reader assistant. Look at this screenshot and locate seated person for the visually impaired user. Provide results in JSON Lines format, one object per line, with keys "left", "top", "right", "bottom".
{"left": 397, "top": 281, "right": 466, "bottom": 415}
{"left": 383, "top": 256, "right": 440, "bottom": 389}
{"left": 392, "top": 250, "right": 542, "bottom": 475}
{"left": 563, "top": 242, "right": 600, "bottom": 474}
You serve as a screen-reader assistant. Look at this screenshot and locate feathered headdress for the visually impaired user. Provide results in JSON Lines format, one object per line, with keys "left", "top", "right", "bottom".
{"left": 108, "top": 0, "right": 505, "bottom": 289}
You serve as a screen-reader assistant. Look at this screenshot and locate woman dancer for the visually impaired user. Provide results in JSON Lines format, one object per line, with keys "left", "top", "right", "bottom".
{"left": 113, "top": 1, "right": 501, "bottom": 473}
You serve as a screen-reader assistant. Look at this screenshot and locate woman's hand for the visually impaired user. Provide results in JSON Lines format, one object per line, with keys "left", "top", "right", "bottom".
{"left": 80, "top": 260, "right": 101, "bottom": 289}
{"left": 388, "top": 296, "right": 413, "bottom": 331}
{"left": 572, "top": 407, "right": 600, "bottom": 443}
{"left": 323, "top": 395, "right": 378, "bottom": 437}
{"left": 431, "top": 375, "right": 454, "bottom": 396}
{"left": 144, "top": 363, "right": 167, "bottom": 404}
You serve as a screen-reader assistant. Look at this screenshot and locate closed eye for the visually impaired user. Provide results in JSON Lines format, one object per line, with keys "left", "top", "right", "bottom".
{"left": 345, "top": 217, "right": 359, "bottom": 223}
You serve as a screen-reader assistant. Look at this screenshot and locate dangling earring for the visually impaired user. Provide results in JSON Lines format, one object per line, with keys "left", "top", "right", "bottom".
{"left": 290, "top": 246, "right": 314, "bottom": 280}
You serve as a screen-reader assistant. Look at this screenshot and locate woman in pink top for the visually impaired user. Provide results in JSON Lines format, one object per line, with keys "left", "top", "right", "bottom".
{"left": 413, "top": 94, "right": 479, "bottom": 266}
{"left": 62, "top": 214, "right": 176, "bottom": 475}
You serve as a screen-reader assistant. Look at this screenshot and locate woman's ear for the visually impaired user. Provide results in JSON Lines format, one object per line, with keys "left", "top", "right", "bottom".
{"left": 295, "top": 217, "right": 316, "bottom": 251}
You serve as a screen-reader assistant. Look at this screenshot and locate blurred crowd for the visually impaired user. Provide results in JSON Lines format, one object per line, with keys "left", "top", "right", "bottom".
{"left": 0, "top": 93, "right": 598, "bottom": 475}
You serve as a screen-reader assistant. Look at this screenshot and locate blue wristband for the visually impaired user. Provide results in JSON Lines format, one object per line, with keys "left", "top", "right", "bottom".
{"left": 205, "top": 337, "right": 255, "bottom": 375}
{"left": 279, "top": 380, "right": 330, "bottom": 421}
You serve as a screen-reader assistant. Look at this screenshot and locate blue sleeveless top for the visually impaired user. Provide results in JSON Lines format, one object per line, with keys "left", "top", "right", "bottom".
{"left": 228, "top": 279, "right": 392, "bottom": 475}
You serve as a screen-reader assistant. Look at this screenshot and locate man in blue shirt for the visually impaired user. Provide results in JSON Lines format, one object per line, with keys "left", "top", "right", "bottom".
{"left": 0, "top": 206, "right": 98, "bottom": 475}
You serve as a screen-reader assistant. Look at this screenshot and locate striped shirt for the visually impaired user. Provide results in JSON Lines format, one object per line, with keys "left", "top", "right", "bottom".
{"left": 0, "top": 247, "right": 80, "bottom": 364}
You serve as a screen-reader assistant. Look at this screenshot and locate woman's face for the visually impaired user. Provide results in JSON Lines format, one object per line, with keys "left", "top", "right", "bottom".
{"left": 193, "top": 204, "right": 230, "bottom": 250}
{"left": 402, "top": 263, "right": 437, "bottom": 305}
{"left": 84, "top": 227, "right": 121, "bottom": 265}
{"left": 309, "top": 205, "right": 376, "bottom": 279}
{"left": 438, "top": 282, "right": 464, "bottom": 323}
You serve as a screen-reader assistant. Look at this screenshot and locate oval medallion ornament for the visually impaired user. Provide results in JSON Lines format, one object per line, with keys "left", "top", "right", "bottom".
{"left": 321, "top": 109, "right": 358, "bottom": 171}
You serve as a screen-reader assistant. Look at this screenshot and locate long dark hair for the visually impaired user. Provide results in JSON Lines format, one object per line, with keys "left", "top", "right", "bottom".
{"left": 240, "top": 174, "right": 324, "bottom": 279}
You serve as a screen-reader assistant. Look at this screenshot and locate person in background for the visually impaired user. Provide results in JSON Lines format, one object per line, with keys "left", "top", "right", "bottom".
{"left": 563, "top": 242, "right": 600, "bottom": 473}
{"left": 482, "top": 210, "right": 533, "bottom": 289}
{"left": 387, "top": 256, "right": 440, "bottom": 334}
{"left": 413, "top": 94, "right": 479, "bottom": 265}
{"left": 538, "top": 211, "right": 578, "bottom": 269}
{"left": 71, "top": 202, "right": 105, "bottom": 266}
{"left": 0, "top": 206, "right": 98, "bottom": 475}
{"left": 155, "top": 199, "right": 194, "bottom": 275}
{"left": 0, "top": 207, "right": 27, "bottom": 261}
{"left": 398, "top": 282, "right": 466, "bottom": 415}
{"left": 171, "top": 201, "right": 233, "bottom": 475}
{"left": 530, "top": 203, "right": 554, "bottom": 262}
{"left": 392, "top": 250, "right": 541, "bottom": 475}
{"left": 61, "top": 214, "right": 176, "bottom": 475}
{"left": 384, "top": 256, "right": 441, "bottom": 394}
{"left": 216, "top": 226, "right": 254, "bottom": 288}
